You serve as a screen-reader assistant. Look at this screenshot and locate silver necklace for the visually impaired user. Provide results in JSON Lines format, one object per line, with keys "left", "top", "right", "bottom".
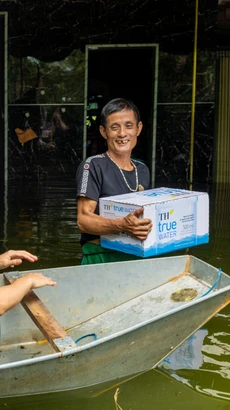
{"left": 106, "top": 151, "right": 139, "bottom": 192}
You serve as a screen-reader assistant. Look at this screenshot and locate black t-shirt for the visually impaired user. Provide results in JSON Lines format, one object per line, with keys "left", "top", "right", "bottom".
{"left": 76, "top": 153, "right": 150, "bottom": 245}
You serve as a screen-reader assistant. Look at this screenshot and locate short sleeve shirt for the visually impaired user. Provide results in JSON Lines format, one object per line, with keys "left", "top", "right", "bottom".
{"left": 76, "top": 153, "right": 150, "bottom": 244}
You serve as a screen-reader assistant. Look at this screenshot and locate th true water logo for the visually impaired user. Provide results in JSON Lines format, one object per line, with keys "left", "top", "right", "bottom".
{"left": 158, "top": 210, "right": 177, "bottom": 240}
{"left": 103, "top": 204, "right": 136, "bottom": 213}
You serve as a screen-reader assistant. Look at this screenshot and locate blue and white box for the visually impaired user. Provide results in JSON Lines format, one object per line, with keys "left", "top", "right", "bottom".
{"left": 99, "top": 187, "right": 209, "bottom": 258}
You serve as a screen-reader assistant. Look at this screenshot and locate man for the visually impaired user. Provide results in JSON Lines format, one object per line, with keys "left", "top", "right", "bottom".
{"left": 0, "top": 250, "right": 56, "bottom": 315}
{"left": 76, "top": 98, "right": 152, "bottom": 264}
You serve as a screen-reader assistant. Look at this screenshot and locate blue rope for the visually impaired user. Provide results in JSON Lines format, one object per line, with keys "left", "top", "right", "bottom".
{"left": 75, "top": 333, "right": 97, "bottom": 344}
{"left": 201, "top": 268, "right": 222, "bottom": 297}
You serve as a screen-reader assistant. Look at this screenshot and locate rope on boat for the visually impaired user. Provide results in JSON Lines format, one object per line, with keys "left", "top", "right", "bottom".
{"left": 75, "top": 333, "right": 97, "bottom": 344}
{"left": 201, "top": 268, "right": 222, "bottom": 297}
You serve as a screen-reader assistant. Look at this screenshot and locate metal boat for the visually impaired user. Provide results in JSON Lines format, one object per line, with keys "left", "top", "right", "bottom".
{"left": 0, "top": 254, "right": 229, "bottom": 398}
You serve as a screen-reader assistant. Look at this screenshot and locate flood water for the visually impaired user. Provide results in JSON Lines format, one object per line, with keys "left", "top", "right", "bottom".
{"left": 0, "top": 177, "right": 230, "bottom": 410}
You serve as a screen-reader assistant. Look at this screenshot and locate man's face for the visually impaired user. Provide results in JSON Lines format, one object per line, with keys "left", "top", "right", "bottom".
{"left": 99, "top": 109, "right": 143, "bottom": 156}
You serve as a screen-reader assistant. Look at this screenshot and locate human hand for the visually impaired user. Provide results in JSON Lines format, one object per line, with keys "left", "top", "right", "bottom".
{"left": 24, "top": 273, "right": 56, "bottom": 289}
{"left": 0, "top": 250, "right": 38, "bottom": 270}
{"left": 123, "top": 208, "right": 152, "bottom": 240}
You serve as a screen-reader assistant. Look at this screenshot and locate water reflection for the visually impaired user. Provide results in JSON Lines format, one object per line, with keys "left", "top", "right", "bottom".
{"left": 0, "top": 179, "right": 82, "bottom": 269}
{"left": 1, "top": 367, "right": 230, "bottom": 410}
{"left": 159, "top": 313, "right": 230, "bottom": 401}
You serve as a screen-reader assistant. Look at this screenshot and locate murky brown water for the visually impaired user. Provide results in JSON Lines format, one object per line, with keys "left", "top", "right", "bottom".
{"left": 0, "top": 180, "right": 230, "bottom": 410}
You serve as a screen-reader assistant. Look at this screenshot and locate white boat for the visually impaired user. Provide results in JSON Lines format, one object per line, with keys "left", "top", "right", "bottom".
{"left": 0, "top": 254, "right": 229, "bottom": 398}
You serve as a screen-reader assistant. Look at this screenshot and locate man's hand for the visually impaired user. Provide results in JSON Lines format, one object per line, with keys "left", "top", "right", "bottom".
{"left": 123, "top": 208, "right": 152, "bottom": 240}
{"left": 77, "top": 197, "right": 152, "bottom": 240}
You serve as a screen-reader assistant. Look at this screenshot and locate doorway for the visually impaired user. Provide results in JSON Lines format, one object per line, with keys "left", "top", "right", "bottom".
{"left": 84, "top": 44, "right": 159, "bottom": 186}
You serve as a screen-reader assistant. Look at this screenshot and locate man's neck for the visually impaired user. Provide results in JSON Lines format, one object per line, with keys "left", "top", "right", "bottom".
{"left": 106, "top": 151, "right": 133, "bottom": 171}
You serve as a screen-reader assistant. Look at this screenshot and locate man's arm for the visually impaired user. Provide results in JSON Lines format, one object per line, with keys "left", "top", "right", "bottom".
{"left": 77, "top": 197, "right": 152, "bottom": 240}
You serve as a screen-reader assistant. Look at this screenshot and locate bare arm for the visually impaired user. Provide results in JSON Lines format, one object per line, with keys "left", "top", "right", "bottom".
{"left": 0, "top": 250, "right": 38, "bottom": 270}
{"left": 77, "top": 197, "right": 152, "bottom": 240}
{"left": 0, "top": 273, "right": 56, "bottom": 316}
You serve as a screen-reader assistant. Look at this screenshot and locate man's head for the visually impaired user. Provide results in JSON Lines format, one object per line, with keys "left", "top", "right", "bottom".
{"left": 99, "top": 98, "right": 143, "bottom": 156}
{"left": 100, "top": 98, "right": 141, "bottom": 128}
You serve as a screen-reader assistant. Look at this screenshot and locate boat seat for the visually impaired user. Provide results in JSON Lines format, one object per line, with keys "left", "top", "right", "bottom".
{"left": 3, "top": 272, "right": 76, "bottom": 353}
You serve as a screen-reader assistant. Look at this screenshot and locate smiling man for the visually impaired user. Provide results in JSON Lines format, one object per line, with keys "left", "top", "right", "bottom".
{"left": 76, "top": 98, "right": 152, "bottom": 264}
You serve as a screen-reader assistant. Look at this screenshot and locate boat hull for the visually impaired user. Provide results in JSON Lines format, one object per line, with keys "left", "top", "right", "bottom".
{"left": 0, "top": 255, "right": 229, "bottom": 397}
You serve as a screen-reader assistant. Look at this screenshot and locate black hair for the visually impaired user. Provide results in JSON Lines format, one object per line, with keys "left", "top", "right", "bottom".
{"left": 100, "top": 98, "right": 141, "bottom": 127}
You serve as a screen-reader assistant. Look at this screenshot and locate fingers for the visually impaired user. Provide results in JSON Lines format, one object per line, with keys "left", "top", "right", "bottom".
{"left": 131, "top": 208, "right": 152, "bottom": 227}
{"left": 8, "top": 258, "right": 23, "bottom": 267}
{"left": 123, "top": 208, "right": 152, "bottom": 239}
{"left": 7, "top": 250, "right": 38, "bottom": 263}
{"left": 128, "top": 209, "right": 152, "bottom": 229}
{"left": 135, "top": 232, "right": 150, "bottom": 240}
{"left": 25, "top": 273, "right": 57, "bottom": 289}
{"left": 132, "top": 207, "right": 144, "bottom": 217}
{"left": 0, "top": 251, "right": 37, "bottom": 270}
{"left": 131, "top": 225, "right": 152, "bottom": 240}
{"left": 42, "top": 277, "right": 57, "bottom": 287}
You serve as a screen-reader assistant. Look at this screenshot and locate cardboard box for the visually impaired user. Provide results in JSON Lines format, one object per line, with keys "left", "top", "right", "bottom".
{"left": 99, "top": 187, "right": 209, "bottom": 258}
